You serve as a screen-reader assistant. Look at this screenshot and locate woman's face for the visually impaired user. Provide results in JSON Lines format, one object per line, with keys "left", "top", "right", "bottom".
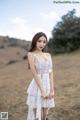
{"left": 36, "top": 36, "right": 47, "bottom": 51}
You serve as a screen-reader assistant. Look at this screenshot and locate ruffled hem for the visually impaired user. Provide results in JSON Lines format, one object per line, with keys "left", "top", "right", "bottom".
{"left": 26, "top": 94, "right": 55, "bottom": 108}
{"left": 26, "top": 94, "right": 55, "bottom": 120}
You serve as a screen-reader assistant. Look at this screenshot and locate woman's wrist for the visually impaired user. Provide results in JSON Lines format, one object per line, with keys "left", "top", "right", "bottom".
{"left": 41, "top": 89, "right": 45, "bottom": 94}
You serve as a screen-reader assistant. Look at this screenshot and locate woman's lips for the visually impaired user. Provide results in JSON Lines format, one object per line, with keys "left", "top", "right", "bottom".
{"left": 40, "top": 47, "right": 43, "bottom": 49}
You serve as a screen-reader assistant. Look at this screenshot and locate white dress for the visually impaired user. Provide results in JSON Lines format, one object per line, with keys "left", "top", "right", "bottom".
{"left": 26, "top": 52, "right": 55, "bottom": 120}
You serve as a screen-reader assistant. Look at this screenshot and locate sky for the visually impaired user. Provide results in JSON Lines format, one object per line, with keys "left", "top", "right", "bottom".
{"left": 0, "top": 0, "right": 80, "bottom": 41}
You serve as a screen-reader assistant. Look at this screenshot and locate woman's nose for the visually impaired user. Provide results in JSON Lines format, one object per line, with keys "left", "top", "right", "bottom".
{"left": 41, "top": 42, "right": 44, "bottom": 45}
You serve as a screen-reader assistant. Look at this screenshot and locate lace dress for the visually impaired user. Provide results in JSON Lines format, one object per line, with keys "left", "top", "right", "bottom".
{"left": 26, "top": 52, "right": 55, "bottom": 120}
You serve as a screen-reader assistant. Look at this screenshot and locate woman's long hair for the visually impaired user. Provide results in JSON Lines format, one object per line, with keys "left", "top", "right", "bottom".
{"left": 29, "top": 32, "right": 47, "bottom": 52}
{"left": 28, "top": 32, "right": 48, "bottom": 69}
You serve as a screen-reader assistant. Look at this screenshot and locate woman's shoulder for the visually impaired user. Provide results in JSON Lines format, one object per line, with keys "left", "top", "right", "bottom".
{"left": 27, "top": 52, "right": 37, "bottom": 63}
{"left": 44, "top": 52, "right": 51, "bottom": 56}
{"left": 28, "top": 52, "right": 37, "bottom": 59}
{"left": 27, "top": 52, "right": 31, "bottom": 56}
{"left": 27, "top": 52, "right": 34, "bottom": 58}
{"left": 28, "top": 52, "right": 34, "bottom": 55}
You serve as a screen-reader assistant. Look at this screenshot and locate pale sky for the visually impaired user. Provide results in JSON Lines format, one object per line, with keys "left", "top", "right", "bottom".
{"left": 0, "top": 0, "right": 80, "bottom": 41}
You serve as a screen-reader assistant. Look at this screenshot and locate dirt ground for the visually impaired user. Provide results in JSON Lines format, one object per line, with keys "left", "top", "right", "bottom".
{"left": 0, "top": 51, "right": 80, "bottom": 120}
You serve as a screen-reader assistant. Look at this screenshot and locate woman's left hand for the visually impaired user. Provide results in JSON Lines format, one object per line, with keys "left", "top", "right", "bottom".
{"left": 45, "top": 91, "right": 54, "bottom": 99}
{"left": 48, "top": 91, "right": 54, "bottom": 99}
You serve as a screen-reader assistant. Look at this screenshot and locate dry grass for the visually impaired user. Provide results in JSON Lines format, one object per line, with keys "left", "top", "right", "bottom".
{"left": 0, "top": 50, "right": 80, "bottom": 120}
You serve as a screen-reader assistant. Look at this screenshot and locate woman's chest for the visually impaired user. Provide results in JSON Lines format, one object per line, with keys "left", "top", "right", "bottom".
{"left": 34, "top": 58, "right": 50, "bottom": 70}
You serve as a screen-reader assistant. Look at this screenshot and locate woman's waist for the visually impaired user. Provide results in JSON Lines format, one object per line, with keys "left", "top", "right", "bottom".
{"left": 32, "top": 73, "right": 49, "bottom": 80}
{"left": 37, "top": 68, "right": 50, "bottom": 73}
{"left": 38, "top": 71, "right": 49, "bottom": 74}
{"left": 37, "top": 72, "right": 49, "bottom": 77}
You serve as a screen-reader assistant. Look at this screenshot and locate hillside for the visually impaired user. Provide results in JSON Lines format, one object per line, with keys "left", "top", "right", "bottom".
{"left": 0, "top": 35, "right": 31, "bottom": 68}
{"left": 0, "top": 36, "right": 80, "bottom": 120}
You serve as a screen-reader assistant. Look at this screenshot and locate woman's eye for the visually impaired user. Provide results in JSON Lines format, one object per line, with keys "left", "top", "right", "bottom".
{"left": 38, "top": 40, "right": 41, "bottom": 42}
{"left": 37, "top": 40, "right": 46, "bottom": 43}
{"left": 43, "top": 41, "right": 46, "bottom": 43}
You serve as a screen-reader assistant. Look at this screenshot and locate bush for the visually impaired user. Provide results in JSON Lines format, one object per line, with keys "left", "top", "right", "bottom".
{"left": 22, "top": 55, "right": 27, "bottom": 60}
{"left": 0, "top": 45, "right": 5, "bottom": 49}
{"left": 7, "top": 60, "right": 18, "bottom": 65}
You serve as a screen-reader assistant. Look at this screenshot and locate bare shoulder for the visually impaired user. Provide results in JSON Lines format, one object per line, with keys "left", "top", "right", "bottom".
{"left": 28, "top": 52, "right": 34, "bottom": 55}
{"left": 27, "top": 52, "right": 34, "bottom": 58}
{"left": 27, "top": 52, "right": 35, "bottom": 66}
{"left": 28, "top": 52, "right": 31, "bottom": 55}
{"left": 45, "top": 52, "right": 51, "bottom": 56}
{"left": 27, "top": 52, "right": 31, "bottom": 57}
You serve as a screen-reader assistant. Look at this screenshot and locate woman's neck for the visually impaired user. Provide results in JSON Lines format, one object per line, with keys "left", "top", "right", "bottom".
{"left": 33, "top": 50, "right": 43, "bottom": 54}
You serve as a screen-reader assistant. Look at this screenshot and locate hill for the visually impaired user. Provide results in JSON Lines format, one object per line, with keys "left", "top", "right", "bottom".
{"left": 0, "top": 35, "right": 31, "bottom": 68}
{"left": 0, "top": 36, "right": 80, "bottom": 120}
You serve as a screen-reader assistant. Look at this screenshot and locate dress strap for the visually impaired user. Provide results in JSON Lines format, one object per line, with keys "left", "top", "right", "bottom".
{"left": 32, "top": 53, "right": 40, "bottom": 61}
{"left": 28, "top": 52, "right": 38, "bottom": 60}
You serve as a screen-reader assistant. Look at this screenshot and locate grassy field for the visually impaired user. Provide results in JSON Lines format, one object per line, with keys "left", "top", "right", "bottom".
{"left": 0, "top": 49, "right": 80, "bottom": 120}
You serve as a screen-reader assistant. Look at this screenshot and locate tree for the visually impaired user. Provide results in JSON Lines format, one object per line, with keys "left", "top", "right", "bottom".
{"left": 48, "top": 9, "right": 80, "bottom": 54}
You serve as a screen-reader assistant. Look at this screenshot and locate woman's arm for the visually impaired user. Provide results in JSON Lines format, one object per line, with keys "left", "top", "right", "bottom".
{"left": 28, "top": 52, "right": 46, "bottom": 97}
{"left": 48, "top": 53, "right": 54, "bottom": 95}
{"left": 49, "top": 70, "right": 54, "bottom": 93}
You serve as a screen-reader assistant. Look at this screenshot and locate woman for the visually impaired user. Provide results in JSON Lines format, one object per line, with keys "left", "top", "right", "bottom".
{"left": 26, "top": 32, "right": 55, "bottom": 120}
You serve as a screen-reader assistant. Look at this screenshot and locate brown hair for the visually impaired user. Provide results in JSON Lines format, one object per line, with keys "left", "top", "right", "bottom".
{"left": 28, "top": 32, "right": 48, "bottom": 69}
{"left": 29, "top": 32, "right": 47, "bottom": 52}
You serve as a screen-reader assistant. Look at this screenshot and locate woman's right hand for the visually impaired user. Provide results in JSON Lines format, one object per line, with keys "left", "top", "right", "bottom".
{"left": 41, "top": 90, "right": 47, "bottom": 99}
